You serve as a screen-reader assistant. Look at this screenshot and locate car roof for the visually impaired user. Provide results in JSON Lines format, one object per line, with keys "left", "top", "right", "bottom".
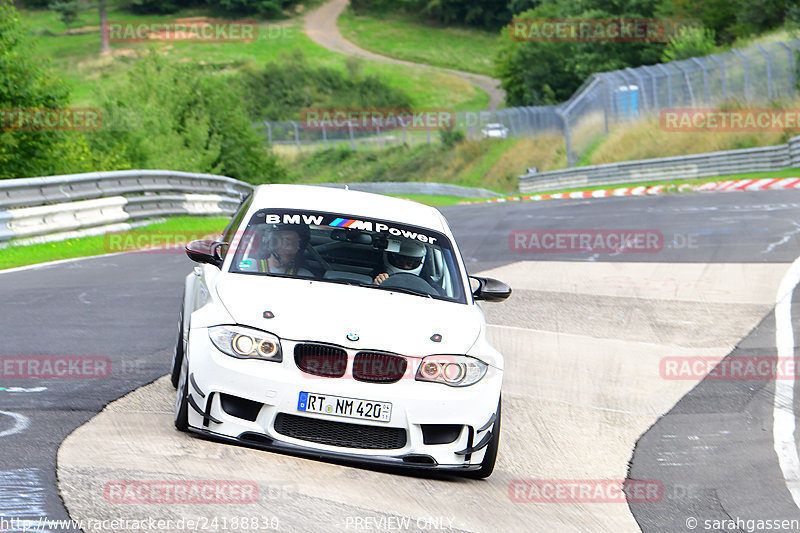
{"left": 248, "top": 184, "right": 449, "bottom": 233}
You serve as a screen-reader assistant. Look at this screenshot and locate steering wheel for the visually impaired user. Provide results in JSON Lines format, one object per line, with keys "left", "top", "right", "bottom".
{"left": 379, "top": 273, "right": 443, "bottom": 296}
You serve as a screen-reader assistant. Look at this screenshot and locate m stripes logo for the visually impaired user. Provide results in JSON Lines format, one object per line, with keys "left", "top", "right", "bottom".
{"left": 329, "top": 218, "right": 373, "bottom": 231}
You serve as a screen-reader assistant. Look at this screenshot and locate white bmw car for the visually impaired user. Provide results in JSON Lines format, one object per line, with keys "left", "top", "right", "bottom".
{"left": 172, "top": 185, "right": 511, "bottom": 477}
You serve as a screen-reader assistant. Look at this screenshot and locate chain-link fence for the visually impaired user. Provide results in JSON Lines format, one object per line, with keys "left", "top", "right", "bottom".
{"left": 556, "top": 38, "right": 800, "bottom": 166}
{"left": 256, "top": 106, "right": 565, "bottom": 151}
{"left": 258, "top": 38, "right": 800, "bottom": 165}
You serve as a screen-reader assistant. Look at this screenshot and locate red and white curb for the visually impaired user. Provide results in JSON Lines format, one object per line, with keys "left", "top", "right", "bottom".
{"left": 460, "top": 177, "right": 800, "bottom": 204}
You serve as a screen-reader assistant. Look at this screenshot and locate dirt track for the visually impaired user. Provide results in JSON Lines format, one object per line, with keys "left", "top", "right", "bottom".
{"left": 303, "top": 0, "right": 505, "bottom": 110}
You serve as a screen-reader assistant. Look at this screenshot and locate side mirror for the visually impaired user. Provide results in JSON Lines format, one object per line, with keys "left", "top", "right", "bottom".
{"left": 469, "top": 276, "right": 512, "bottom": 302}
{"left": 186, "top": 239, "right": 227, "bottom": 269}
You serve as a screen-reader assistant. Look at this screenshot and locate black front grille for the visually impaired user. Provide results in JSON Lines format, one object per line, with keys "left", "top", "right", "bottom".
{"left": 274, "top": 413, "right": 407, "bottom": 449}
{"left": 294, "top": 344, "right": 348, "bottom": 378}
{"left": 353, "top": 352, "right": 408, "bottom": 383}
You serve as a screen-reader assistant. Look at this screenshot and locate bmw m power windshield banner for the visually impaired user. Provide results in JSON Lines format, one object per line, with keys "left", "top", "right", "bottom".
{"left": 256, "top": 210, "right": 446, "bottom": 247}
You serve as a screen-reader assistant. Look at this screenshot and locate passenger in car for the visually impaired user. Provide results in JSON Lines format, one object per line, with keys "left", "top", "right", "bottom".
{"left": 373, "top": 240, "right": 427, "bottom": 285}
{"left": 257, "top": 223, "right": 313, "bottom": 277}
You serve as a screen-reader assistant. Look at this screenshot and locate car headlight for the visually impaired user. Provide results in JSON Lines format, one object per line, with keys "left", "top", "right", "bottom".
{"left": 208, "top": 325, "right": 282, "bottom": 362}
{"left": 415, "top": 355, "right": 487, "bottom": 387}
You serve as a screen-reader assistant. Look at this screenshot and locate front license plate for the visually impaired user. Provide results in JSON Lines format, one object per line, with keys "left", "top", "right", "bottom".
{"left": 297, "top": 391, "right": 392, "bottom": 423}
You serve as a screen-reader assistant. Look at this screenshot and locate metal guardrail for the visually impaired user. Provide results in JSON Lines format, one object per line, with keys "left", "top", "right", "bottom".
{"left": 0, "top": 170, "right": 253, "bottom": 245}
{"left": 0, "top": 171, "right": 504, "bottom": 245}
{"left": 518, "top": 136, "right": 800, "bottom": 193}
{"left": 0, "top": 170, "right": 252, "bottom": 210}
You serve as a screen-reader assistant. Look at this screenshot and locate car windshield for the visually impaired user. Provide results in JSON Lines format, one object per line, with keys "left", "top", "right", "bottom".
{"left": 228, "top": 208, "right": 467, "bottom": 303}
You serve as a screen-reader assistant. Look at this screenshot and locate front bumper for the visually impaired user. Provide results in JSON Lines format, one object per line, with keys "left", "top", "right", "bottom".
{"left": 184, "top": 329, "right": 502, "bottom": 469}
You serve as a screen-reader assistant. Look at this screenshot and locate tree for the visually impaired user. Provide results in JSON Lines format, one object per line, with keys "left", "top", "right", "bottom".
{"left": 662, "top": 0, "right": 738, "bottom": 44}
{"left": 0, "top": 2, "right": 72, "bottom": 179}
{"left": 495, "top": 0, "right": 664, "bottom": 106}
{"left": 48, "top": 0, "right": 81, "bottom": 28}
{"left": 89, "top": 54, "right": 287, "bottom": 184}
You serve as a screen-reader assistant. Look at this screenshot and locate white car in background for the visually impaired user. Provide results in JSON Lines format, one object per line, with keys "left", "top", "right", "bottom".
{"left": 481, "top": 123, "right": 509, "bottom": 138}
{"left": 172, "top": 185, "right": 511, "bottom": 477}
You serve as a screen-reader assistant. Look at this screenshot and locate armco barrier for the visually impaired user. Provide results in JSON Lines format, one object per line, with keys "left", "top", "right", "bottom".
{"left": 0, "top": 170, "right": 252, "bottom": 245}
{"left": 519, "top": 135, "right": 800, "bottom": 193}
{"left": 0, "top": 173, "right": 501, "bottom": 245}
{"left": 0, "top": 170, "right": 252, "bottom": 210}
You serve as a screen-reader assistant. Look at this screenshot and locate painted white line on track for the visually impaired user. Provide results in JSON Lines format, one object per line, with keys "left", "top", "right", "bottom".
{"left": 0, "top": 250, "right": 135, "bottom": 276}
{"left": 773, "top": 255, "right": 800, "bottom": 508}
{"left": 512, "top": 394, "right": 659, "bottom": 416}
{"left": 487, "top": 323, "right": 691, "bottom": 348}
{"left": 0, "top": 469, "right": 53, "bottom": 533}
{"left": 0, "top": 245, "right": 192, "bottom": 276}
{"left": 0, "top": 411, "right": 30, "bottom": 438}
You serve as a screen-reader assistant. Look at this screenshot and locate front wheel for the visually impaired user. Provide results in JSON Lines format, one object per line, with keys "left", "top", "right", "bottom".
{"left": 174, "top": 353, "right": 189, "bottom": 432}
{"left": 463, "top": 397, "right": 501, "bottom": 479}
{"left": 171, "top": 307, "right": 184, "bottom": 389}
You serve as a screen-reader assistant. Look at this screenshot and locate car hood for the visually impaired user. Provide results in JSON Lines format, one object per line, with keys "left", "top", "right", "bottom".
{"left": 215, "top": 274, "right": 482, "bottom": 356}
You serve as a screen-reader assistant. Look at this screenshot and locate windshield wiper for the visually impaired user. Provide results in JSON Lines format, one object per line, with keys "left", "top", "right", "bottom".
{"left": 318, "top": 278, "right": 369, "bottom": 288}
{"left": 373, "top": 285, "right": 433, "bottom": 298}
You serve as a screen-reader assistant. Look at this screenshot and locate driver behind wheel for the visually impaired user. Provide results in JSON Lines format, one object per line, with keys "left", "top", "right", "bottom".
{"left": 373, "top": 240, "right": 426, "bottom": 286}
{"left": 256, "top": 223, "right": 313, "bottom": 277}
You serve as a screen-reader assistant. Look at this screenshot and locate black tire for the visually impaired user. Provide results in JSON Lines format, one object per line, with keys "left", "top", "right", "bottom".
{"left": 463, "top": 397, "right": 501, "bottom": 479}
{"left": 174, "top": 353, "right": 189, "bottom": 432}
{"left": 171, "top": 307, "right": 184, "bottom": 389}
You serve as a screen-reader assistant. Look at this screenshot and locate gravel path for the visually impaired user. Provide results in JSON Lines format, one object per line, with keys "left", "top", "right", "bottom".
{"left": 303, "top": 0, "right": 505, "bottom": 109}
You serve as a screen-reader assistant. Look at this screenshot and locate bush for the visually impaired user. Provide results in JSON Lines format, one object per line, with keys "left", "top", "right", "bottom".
{"left": 241, "top": 52, "right": 413, "bottom": 121}
{"left": 210, "top": 0, "right": 302, "bottom": 18}
{"left": 440, "top": 129, "right": 465, "bottom": 148}
{"left": 89, "top": 54, "right": 287, "bottom": 184}
{"left": 661, "top": 25, "right": 717, "bottom": 63}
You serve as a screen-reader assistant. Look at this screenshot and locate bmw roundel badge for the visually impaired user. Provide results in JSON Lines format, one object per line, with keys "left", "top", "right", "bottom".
{"left": 346, "top": 332, "right": 359, "bottom": 342}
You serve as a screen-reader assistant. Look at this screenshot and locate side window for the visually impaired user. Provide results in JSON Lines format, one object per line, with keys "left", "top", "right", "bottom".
{"left": 221, "top": 194, "right": 253, "bottom": 257}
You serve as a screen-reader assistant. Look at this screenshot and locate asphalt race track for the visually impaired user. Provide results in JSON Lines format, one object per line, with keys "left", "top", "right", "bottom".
{"left": 2, "top": 190, "right": 800, "bottom": 531}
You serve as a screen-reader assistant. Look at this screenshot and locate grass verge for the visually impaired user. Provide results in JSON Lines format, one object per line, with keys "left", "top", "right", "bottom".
{"left": 0, "top": 216, "right": 228, "bottom": 270}
{"left": 510, "top": 168, "right": 800, "bottom": 198}
{"left": 22, "top": 8, "right": 487, "bottom": 112}
{"left": 337, "top": 9, "right": 499, "bottom": 77}
{"left": 386, "top": 194, "right": 475, "bottom": 206}
{"left": 287, "top": 136, "right": 565, "bottom": 193}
